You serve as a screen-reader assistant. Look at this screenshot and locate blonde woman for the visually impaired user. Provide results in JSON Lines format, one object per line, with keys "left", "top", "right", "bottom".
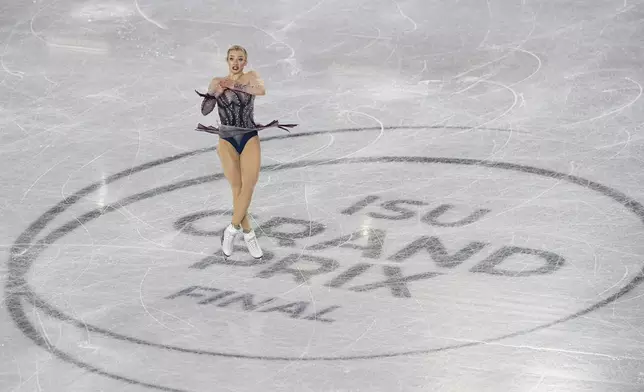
{"left": 195, "top": 45, "right": 295, "bottom": 259}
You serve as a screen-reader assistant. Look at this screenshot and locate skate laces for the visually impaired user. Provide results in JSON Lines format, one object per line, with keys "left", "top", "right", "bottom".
{"left": 244, "top": 231, "right": 260, "bottom": 251}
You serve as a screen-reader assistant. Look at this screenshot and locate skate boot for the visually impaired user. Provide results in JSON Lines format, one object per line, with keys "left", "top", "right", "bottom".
{"left": 243, "top": 229, "right": 263, "bottom": 259}
{"left": 221, "top": 224, "right": 241, "bottom": 257}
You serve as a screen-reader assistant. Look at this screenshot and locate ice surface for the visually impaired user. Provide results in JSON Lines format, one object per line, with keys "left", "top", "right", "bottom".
{"left": 1, "top": 0, "right": 644, "bottom": 391}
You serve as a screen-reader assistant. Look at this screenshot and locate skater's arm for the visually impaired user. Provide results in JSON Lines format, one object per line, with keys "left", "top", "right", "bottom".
{"left": 199, "top": 78, "right": 222, "bottom": 115}
{"left": 208, "top": 77, "right": 223, "bottom": 95}
{"left": 220, "top": 71, "right": 266, "bottom": 96}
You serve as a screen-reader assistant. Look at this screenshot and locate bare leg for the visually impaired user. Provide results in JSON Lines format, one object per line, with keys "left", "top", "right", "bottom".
{"left": 233, "top": 136, "right": 261, "bottom": 231}
{"left": 217, "top": 138, "right": 247, "bottom": 228}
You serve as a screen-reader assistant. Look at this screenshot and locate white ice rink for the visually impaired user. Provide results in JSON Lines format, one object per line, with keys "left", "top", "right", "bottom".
{"left": 2, "top": 0, "right": 644, "bottom": 391}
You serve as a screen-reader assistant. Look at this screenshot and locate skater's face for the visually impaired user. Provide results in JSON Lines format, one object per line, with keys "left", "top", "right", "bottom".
{"left": 227, "top": 50, "right": 247, "bottom": 75}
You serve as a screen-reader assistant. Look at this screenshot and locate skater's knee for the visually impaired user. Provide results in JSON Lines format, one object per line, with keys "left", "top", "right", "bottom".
{"left": 229, "top": 187, "right": 241, "bottom": 201}
{"left": 229, "top": 179, "right": 243, "bottom": 191}
{"left": 239, "top": 181, "right": 256, "bottom": 198}
{"left": 241, "top": 170, "right": 259, "bottom": 189}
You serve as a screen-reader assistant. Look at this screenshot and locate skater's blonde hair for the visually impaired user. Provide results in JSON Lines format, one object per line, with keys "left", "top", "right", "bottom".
{"left": 227, "top": 45, "right": 247, "bottom": 60}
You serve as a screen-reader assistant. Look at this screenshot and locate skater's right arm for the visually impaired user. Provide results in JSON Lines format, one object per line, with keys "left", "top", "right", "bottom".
{"left": 199, "top": 77, "right": 222, "bottom": 116}
{"left": 208, "top": 77, "right": 224, "bottom": 95}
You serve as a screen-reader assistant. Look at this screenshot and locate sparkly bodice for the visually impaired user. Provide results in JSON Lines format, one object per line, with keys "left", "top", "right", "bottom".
{"left": 215, "top": 88, "right": 256, "bottom": 129}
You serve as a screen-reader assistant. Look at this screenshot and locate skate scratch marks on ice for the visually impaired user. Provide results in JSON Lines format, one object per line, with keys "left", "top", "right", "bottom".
{"left": 585, "top": 128, "right": 633, "bottom": 172}
{"left": 571, "top": 77, "right": 642, "bottom": 127}
{"left": 1, "top": 26, "right": 24, "bottom": 79}
{"left": 494, "top": 160, "right": 574, "bottom": 218}
{"left": 450, "top": 78, "right": 520, "bottom": 142}
{"left": 508, "top": 48, "right": 542, "bottom": 88}
{"left": 315, "top": 110, "right": 385, "bottom": 165}
{"left": 277, "top": 0, "right": 326, "bottom": 33}
{"left": 333, "top": 31, "right": 392, "bottom": 41}
{"left": 29, "top": 2, "right": 109, "bottom": 54}
{"left": 455, "top": 12, "right": 537, "bottom": 82}
{"left": 270, "top": 134, "right": 334, "bottom": 168}
{"left": 114, "top": 202, "right": 174, "bottom": 248}
{"left": 477, "top": 0, "right": 493, "bottom": 48}
{"left": 140, "top": 267, "right": 196, "bottom": 332}
{"left": 60, "top": 151, "right": 113, "bottom": 199}
{"left": 172, "top": 18, "right": 300, "bottom": 74}
{"left": 596, "top": 267, "right": 629, "bottom": 298}
{"left": 134, "top": 0, "right": 167, "bottom": 29}
{"left": 595, "top": 129, "right": 636, "bottom": 150}
{"left": 21, "top": 156, "right": 70, "bottom": 202}
{"left": 31, "top": 12, "right": 106, "bottom": 53}
{"left": 412, "top": 59, "right": 428, "bottom": 79}
{"left": 394, "top": 1, "right": 418, "bottom": 32}
{"left": 343, "top": 27, "right": 386, "bottom": 56}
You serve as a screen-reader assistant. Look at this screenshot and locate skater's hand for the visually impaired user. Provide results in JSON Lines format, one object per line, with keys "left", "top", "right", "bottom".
{"left": 208, "top": 78, "right": 225, "bottom": 95}
{"left": 219, "top": 79, "right": 236, "bottom": 89}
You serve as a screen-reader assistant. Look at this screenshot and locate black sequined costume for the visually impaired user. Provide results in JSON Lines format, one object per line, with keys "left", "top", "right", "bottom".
{"left": 195, "top": 88, "right": 296, "bottom": 154}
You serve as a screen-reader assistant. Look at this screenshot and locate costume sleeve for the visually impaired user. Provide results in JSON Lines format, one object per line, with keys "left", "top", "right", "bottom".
{"left": 195, "top": 90, "right": 217, "bottom": 116}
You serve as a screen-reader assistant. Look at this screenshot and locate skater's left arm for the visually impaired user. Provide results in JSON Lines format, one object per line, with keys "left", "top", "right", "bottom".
{"left": 221, "top": 71, "right": 266, "bottom": 96}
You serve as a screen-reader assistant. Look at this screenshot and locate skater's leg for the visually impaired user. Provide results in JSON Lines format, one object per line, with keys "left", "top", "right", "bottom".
{"left": 218, "top": 137, "right": 242, "bottom": 219}
{"left": 217, "top": 137, "right": 244, "bottom": 256}
{"left": 234, "top": 135, "right": 261, "bottom": 231}
{"left": 217, "top": 137, "right": 252, "bottom": 229}
{"left": 236, "top": 135, "right": 263, "bottom": 259}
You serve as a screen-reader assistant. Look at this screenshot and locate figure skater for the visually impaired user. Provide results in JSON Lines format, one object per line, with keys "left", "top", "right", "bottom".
{"left": 195, "top": 45, "right": 296, "bottom": 259}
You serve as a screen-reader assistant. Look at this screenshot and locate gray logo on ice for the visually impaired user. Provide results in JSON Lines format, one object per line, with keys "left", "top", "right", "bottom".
{"left": 169, "top": 192, "right": 566, "bottom": 323}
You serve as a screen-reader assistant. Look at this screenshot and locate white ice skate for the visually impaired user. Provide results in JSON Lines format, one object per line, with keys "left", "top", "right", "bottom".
{"left": 243, "top": 229, "right": 263, "bottom": 259}
{"left": 221, "top": 224, "right": 241, "bottom": 257}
